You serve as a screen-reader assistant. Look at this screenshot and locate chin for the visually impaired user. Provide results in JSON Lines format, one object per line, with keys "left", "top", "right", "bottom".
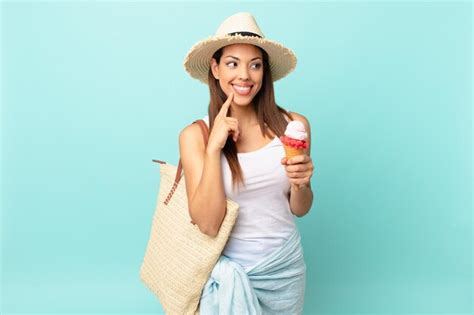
{"left": 226, "top": 87, "right": 259, "bottom": 106}
{"left": 232, "top": 95, "right": 254, "bottom": 106}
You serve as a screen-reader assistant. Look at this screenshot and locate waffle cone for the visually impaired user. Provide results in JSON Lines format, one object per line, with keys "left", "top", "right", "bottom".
{"left": 283, "top": 145, "right": 304, "bottom": 159}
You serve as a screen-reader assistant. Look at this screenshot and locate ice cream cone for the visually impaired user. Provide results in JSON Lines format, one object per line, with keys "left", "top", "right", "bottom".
{"left": 281, "top": 120, "right": 309, "bottom": 191}
{"left": 283, "top": 145, "right": 304, "bottom": 160}
{"left": 283, "top": 145, "right": 304, "bottom": 191}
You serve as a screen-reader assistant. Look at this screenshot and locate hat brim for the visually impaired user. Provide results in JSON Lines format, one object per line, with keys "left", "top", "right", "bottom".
{"left": 183, "top": 33, "right": 297, "bottom": 84}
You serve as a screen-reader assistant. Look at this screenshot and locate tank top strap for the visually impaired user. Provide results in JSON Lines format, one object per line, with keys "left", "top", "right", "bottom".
{"left": 202, "top": 115, "right": 210, "bottom": 127}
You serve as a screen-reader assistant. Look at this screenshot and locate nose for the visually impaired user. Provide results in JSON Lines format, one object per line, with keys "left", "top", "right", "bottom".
{"left": 238, "top": 66, "right": 250, "bottom": 81}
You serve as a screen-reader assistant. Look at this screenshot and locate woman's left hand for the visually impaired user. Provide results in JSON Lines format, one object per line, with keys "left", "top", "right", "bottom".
{"left": 281, "top": 154, "right": 314, "bottom": 190}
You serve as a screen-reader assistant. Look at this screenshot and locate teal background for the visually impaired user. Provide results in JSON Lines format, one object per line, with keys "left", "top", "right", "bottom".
{"left": 1, "top": 1, "right": 472, "bottom": 314}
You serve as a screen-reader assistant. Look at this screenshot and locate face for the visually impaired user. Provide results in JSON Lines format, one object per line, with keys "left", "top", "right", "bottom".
{"left": 210, "top": 43, "right": 264, "bottom": 106}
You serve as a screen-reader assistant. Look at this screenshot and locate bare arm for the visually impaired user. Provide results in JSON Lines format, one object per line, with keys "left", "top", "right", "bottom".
{"left": 179, "top": 125, "right": 227, "bottom": 236}
{"left": 281, "top": 112, "right": 314, "bottom": 217}
{"left": 179, "top": 93, "right": 240, "bottom": 236}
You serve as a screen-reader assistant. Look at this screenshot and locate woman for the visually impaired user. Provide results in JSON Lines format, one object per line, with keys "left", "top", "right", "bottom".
{"left": 180, "top": 12, "right": 314, "bottom": 314}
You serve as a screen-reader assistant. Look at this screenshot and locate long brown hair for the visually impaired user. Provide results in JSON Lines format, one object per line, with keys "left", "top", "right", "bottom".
{"left": 207, "top": 45, "right": 293, "bottom": 190}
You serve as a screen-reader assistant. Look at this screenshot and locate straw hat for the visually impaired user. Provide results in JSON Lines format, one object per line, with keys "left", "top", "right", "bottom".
{"left": 183, "top": 12, "right": 297, "bottom": 84}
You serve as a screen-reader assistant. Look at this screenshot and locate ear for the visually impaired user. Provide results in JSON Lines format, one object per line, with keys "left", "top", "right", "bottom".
{"left": 210, "top": 58, "right": 219, "bottom": 80}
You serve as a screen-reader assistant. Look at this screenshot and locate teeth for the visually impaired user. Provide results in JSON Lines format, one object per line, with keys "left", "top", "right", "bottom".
{"left": 233, "top": 85, "right": 251, "bottom": 91}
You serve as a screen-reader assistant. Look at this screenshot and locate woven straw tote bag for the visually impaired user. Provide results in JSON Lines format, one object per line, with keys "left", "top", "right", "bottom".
{"left": 140, "top": 119, "right": 239, "bottom": 315}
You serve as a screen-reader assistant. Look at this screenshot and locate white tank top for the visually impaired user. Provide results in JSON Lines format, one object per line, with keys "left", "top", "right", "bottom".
{"left": 202, "top": 116, "right": 296, "bottom": 271}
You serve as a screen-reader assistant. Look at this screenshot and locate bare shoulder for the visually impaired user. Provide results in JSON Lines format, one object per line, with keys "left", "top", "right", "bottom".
{"left": 179, "top": 123, "right": 205, "bottom": 156}
{"left": 179, "top": 122, "right": 201, "bottom": 142}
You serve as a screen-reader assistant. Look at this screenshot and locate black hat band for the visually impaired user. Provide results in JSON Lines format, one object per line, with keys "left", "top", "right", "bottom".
{"left": 228, "top": 31, "right": 262, "bottom": 38}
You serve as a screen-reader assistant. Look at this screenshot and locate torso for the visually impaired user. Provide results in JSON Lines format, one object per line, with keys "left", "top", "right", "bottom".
{"left": 235, "top": 123, "right": 276, "bottom": 154}
{"left": 234, "top": 110, "right": 294, "bottom": 154}
{"left": 201, "top": 114, "right": 296, "bottom": 272}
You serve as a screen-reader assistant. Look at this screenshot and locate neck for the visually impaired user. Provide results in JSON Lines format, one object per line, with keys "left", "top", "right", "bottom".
{"left": 229, "top": 102, "right": 259, "bottom": 129}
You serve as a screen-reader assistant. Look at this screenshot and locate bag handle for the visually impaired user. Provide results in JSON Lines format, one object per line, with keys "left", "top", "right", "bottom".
{"left": 162, "top": 119, "right": 209, "bottom": 205}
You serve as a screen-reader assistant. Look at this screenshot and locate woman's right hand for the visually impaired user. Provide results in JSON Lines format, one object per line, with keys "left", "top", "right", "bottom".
{"left": 207, "top": 92, "right": 240, "bottom": 154}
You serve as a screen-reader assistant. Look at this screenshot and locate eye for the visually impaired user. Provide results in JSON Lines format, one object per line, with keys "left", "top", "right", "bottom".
{"left": 226, "top": 61, "right": 237, "bottom": 68}
{"left": 251, "top": 63, "right": 262, "bottom": 70}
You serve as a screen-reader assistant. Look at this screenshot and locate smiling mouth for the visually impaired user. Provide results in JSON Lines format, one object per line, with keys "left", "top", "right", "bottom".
{"left": 232, "top": 84, "right": 253, "bottom": 96}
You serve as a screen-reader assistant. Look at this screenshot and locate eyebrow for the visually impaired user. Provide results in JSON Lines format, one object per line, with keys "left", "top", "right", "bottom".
{"left": 224, "top": 55, "right": 262, "bottom": 61}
